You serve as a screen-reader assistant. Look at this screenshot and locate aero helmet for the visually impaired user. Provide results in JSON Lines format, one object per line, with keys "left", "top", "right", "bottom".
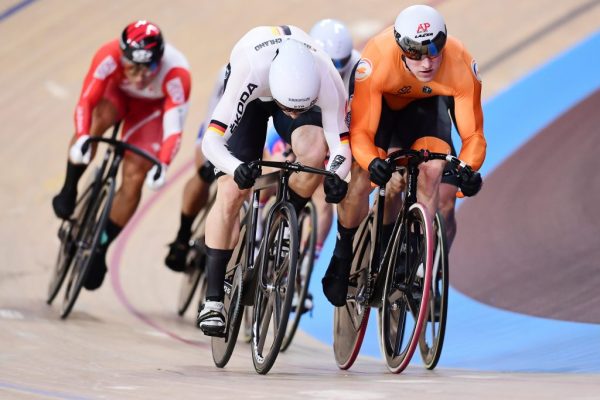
{"left": 393, "top": 5, "right": 447, "bottom": 60}
{"left": 269, "top": 39, "right": 320, "bottom": 112}
{"left": 120, "top": 20, "right": 165, "bottom": 69}
{"left": 309, "top": 19, "right": 353, "bottom": 71}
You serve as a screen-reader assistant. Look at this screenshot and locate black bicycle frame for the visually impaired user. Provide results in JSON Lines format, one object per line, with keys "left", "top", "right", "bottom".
{"left": 242, "top": 160, "right": 335, "bottom": 274}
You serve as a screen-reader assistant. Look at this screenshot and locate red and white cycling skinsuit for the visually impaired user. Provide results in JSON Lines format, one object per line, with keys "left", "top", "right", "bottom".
{"left": 74, "top": 39, "right": 191, "bottom": 165}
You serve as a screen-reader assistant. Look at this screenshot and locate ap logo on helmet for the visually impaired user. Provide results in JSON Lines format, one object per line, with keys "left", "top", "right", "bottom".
{"left": 131, "top": 49, "right": 153, "bottom": 63}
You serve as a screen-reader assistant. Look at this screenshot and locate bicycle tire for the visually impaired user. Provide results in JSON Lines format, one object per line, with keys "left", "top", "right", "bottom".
{"left": 47, "top": 180, "right": 100, "bottom": 305}
{"left": 380, "top": 203, "right": 433, "bottom": 373}
{"left": 176, "top": 239, "right": 205, "bottom": 316}
{"left": 47, "top": 220, "right": 76, "bottom": 304}
{"left": 251, "top": 202, "right": 298, "bottom": 374}
{"left": 419, "top": 211, "right": 449, "bottom": 369}
{"left": 60, "top": 178, "right": 115, "bottom": 319}
{"left": 211, "top": 225, "right": 247, "bottom": 368}
{"left": 280, "top": 201, "right": 317, "bottom": 352}
{"left": 333, "top": 215, "right": 372, "bottom": 370}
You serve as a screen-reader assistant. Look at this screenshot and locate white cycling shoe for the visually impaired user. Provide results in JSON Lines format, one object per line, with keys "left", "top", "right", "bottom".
{"left": 197, "top": 300, "right": 226, "bottom": 337}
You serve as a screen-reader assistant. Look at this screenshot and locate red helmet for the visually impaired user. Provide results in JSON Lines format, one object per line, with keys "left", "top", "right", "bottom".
{"left": 120, "top": 20, "right": 164, "bottom": 68}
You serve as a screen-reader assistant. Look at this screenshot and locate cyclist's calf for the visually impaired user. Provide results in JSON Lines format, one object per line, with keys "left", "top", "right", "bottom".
{"left": 337, "top": 164, "right": 371, "bottom": 229}
{"left": 205, "top": 176, "right": 248, "bottom": 249}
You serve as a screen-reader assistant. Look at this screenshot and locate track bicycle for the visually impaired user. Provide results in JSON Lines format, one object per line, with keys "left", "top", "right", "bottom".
{"left": 333, "top": 147, "right": 474, "bottom": 373}
{"left": 210, "top": 160, "right": 334, "bottom": 374}
{"left": 46, "top": 124, "right": 162, "bottom": 319}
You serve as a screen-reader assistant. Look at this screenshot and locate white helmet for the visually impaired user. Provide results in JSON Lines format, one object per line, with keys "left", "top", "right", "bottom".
{"left": 393, "top": 5, "right": 447, "bottom": 60}
{"left": 269, "top": 39, "right": 320, "bottom": 112}
{"left": 309, "top": 19, "right": 353, "bottom": 71}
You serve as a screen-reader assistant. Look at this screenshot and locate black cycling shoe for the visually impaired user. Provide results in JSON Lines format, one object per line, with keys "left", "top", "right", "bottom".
{"left": 164, "top": 240, "right": 190, "bottom": 272}
{"left": 321, "top": 256, "right": 352, "bottom": 307}
{"left": 83, "top": 248, "right": 108, "bottom": 291}
{"left": 52, "top": 190, "right": 76, "bottom": 220}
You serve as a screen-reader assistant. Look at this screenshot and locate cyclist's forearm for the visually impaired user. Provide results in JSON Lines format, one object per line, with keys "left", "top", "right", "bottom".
{"left": 202, "top": 127, "right": 242, "bottom": 176}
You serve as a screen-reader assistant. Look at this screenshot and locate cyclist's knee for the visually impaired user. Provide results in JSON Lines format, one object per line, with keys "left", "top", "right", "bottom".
{"left": 197, "top": 161, "right": 216, "bottom": 184}
{"left": 421, "top": 160, "right": 445, "bottom": 180}
{"left": 121, "top": 159, "right": 149, "bottom": 192}
{"left": 346, "top": 166, "right": 372, "bottom": 199}
{"left": 386, "top": 172, "right": 405, "bottom": 197}
{"left": 216, "top": 176, "right": 247, "bottom": 212}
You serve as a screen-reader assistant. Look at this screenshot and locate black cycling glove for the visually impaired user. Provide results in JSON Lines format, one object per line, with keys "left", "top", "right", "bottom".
{"left": 368, "top": 158, "right": 394, "bottom": 186}
{"left": 233, "top": 162, "right": 260, "bottom": 190}
{"left": 323, "top": 174, "right": 348, "bottom": 203}
{"left": 459, "top": 170, "right": 483, "bottom": 197}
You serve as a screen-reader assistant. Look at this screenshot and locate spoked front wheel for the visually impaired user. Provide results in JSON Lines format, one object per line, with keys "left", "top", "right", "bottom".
{"left": 251, "top": 202, "right": 298, "bottom": 374}
{"left": 176, "top": 239, "right": 205, "bottom": 316}
{"left": 211, "top": 226, "right": 247, "bottom": 368}
{"left": 61, "top": 179, "right": 115, "bottom": 319}
{"left": 280, "top": 201, "right": 317, "bottom": 352}
{"left": 333, "top": 216, "right": 372, "bottom": 370}
{"left": 47, "top": 220, "right": 76, "bottom": 304}
{"left": 380, "top": 203, "right": 433, "bottom": 373}
{"left": 419, "top": 211, "right": 449, "bottom": 369}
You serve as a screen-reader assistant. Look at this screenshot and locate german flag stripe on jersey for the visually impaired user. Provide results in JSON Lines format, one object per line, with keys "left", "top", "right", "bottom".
{"left": 339, "top": 132, "right": 350, "bottom": 145}
{"left": 208, "top": 120, "right": 227, "bottom": 136}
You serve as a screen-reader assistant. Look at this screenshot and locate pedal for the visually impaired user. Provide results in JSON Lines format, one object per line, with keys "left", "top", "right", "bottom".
{"left": 199, "top": 325, "right": 227, "bottom": 338}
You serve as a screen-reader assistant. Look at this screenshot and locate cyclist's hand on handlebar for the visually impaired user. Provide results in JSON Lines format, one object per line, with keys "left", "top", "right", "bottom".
{"left": 368, "top": 158, "right": 394, "bottom": 186}
{"left": 459, "top": 170, "right": 482, "bottom": 197}
{"left": 233, "top": 162, "right": 261, "bottom": 190}
{"left": 323, "top": 174, "right": 348, "bottom": 203}
{"left": 69, "top": 135, "right": 92, "bottom": 165}
{"left": 145, "top": 163, "right": 167, "bottom": 191}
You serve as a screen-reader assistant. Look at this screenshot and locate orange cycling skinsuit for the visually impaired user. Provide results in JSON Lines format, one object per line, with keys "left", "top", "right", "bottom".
{"left": 350, "top": 26, "right": 486, "bottom": 171}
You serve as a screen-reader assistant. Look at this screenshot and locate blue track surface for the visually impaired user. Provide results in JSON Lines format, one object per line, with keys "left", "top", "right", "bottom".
{"left": 302, "top": 30, "right": 600, "bottom": 372}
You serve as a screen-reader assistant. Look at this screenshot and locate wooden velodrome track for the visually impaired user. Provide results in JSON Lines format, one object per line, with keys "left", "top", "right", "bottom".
{"left": 1, "top": 0, "right": 600, "bottom": 398}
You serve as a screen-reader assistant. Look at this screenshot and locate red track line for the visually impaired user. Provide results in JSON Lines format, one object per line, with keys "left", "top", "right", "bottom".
{"left": 108, "top": 157, "right": 208, "bottom": 348}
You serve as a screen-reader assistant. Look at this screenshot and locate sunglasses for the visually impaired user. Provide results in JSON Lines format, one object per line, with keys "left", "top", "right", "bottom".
{"left": 273, "top": 98, "right": 314, "bottom": 114}
{"left": 332, "top": 54, "right": 352, "bottom": 70}
{"left": 121, "top": 57, "right": 159, "bottom": 76}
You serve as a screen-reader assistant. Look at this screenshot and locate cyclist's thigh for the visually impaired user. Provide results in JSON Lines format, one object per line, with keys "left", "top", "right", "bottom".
{"left": 84, "top": 79, "right": 125, "bottom": 137}
{"left": 121, "top": 96, "right": 163, "bottom": 159}
{"left": 271, "top": 105, "right": 322, "bottom": 146}
{"left": 388, "top": 96, "right": 455, "bottom": 151}
{"left": 370, "top": 98, "right": 399, "bottom": 154}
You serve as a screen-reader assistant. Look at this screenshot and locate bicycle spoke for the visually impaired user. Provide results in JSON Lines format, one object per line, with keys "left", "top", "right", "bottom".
{"left": 256, "top": 293, "right": 274, "bottom": 355}
{"left": 393, "top": 310, "right": 407, "bottom": 356}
